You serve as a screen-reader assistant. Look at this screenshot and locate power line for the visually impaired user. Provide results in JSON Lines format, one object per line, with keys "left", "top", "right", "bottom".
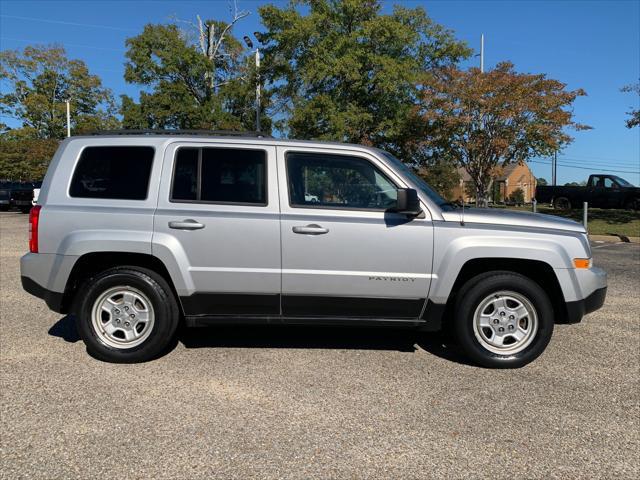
{"left": 0, "top": 36, "right": 124, "bottom": 52}
{"left": 529, "top": 160, "right": 640, "bottom": 175}
{"left": 557, "top": 157, "right": 640, "bottom": 169}
{"left": 0, "top": 14, "right": 137, "bottom": 32}
{"left": 560, "top": 153, "right": 638, "bottom": 162}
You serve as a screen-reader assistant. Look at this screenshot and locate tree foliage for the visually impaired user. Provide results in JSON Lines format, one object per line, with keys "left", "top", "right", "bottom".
{"left": 420, "top": 62, "right": 590, "bottom": 206}
{"left": 258, "top": 0, "right": 470, "bottom": 156}
{"left": 122, "top": 11, "right": 269, "bottom": 131}
{"left": 508, "top": 187, "right": 525, "bottom": 205}
{"left": 0, "top": 45, "right": 117, "bottom": 139}
{"left": 0, "top": 130, "right": 59, "bottom": 181}
{"left": 621, "top": 82, "right": 639, "bottom": 129}
{"left": 418, "top": 160, "right": 460, "bottom": 200}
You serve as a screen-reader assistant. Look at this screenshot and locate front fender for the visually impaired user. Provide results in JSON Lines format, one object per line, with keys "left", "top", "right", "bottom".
{"left": 430, "top": 225, "right": 591, "bottom": 304}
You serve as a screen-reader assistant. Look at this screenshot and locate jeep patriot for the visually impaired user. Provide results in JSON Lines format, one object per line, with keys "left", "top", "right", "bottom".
{"left": 20, "top": 131, "right": 607, "bottom": 367}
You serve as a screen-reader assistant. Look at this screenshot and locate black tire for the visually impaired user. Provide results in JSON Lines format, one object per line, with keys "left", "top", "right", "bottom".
{"left": 623, "top": 197, "right": 639, "bottom": 211}
{"left": 453, "top": 271, "right": 554, "bottom": 368}
{"left": 74, "top": 267, "right": 180, "bottom": 363}
{"left": 553, "top": 197, "right": 571, "bottom": 210}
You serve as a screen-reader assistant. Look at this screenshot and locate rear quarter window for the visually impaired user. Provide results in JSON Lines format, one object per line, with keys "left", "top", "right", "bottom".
{"left": 69, "top": 146, "right": 154, "bottom": 200}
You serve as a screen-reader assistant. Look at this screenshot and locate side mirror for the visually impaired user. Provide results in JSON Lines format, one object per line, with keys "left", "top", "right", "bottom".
{"left": 395, "top": 188, "right": 422, "bottom": 216}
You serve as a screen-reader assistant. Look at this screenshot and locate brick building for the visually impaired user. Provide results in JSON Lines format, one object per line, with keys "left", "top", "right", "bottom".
{"left": 452, "top": 163, "right": 537, "bottom": 203}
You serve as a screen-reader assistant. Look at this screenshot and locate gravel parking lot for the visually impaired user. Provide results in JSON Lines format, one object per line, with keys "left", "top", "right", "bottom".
{"left": 1, "top": 211, "right": 638, "bottom": 479}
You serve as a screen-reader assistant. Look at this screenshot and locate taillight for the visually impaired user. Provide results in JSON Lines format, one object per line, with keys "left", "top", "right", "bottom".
{"left": 29, "top": 205, "right": 41, "bottom": 253}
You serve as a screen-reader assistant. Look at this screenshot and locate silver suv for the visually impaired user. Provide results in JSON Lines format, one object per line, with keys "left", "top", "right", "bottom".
{"left": 20, "top": 131, "right": 607, "bottom": 367}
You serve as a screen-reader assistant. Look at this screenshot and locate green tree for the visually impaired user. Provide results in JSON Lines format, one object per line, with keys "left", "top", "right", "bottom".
{"left": 509, "top": 187, "right": 525, "bottom": 205}
{"left": 621, "top": 82, "right": 639, "bottom": 128}
{"left": 418, "top": 160, "right": 460, "bottom": 200}
{"left": 258, "top": 0, "right": 470, "bottom": 156}
{"left": 0, "top": 130, "right": 59, "bottom": 180}
{"left": 122, "top": 7, "right": 269, "bottom": 131}
{"left": 420, "top": 62, "right": 590, "bottom": 207}
{"left": 537, "top": 177, "right": 548, "bottom": 186}
{"left": 0, "top": 45, "right": 117, "bottom": 139}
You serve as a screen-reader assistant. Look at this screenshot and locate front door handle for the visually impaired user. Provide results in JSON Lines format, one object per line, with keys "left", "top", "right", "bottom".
{"left": 292, "top": 224, "right": 329, "bottom": 235}
{"left": 168, "top": 219, "right": 205, "bottom": 230}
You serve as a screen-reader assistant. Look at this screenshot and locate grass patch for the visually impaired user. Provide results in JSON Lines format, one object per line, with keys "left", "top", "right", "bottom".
{"left": 503, "top": 205, "right": 640, "bottom": 237}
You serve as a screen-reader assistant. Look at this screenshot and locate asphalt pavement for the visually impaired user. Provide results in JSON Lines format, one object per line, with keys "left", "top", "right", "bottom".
{"left": 1, "top": 211, "right": 638, "bottom": 479}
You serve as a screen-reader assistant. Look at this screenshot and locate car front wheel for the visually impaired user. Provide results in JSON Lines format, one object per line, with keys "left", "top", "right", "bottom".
{"left": 75, "top": 267, "right": 180, "bottom": 363}
{"left": 453, "top": 272, "right": 554, "bottom": 368}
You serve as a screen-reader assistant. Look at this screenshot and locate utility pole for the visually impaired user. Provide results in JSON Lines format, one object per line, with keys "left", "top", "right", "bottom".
{"left": 243, "top": 35, "right": 262, "bottom": 132}
{"left": 255, "top": 48, "right": 261, "bottom": 132}
{"left": 480, "top": 34, "right": 484, "bottom": 73}
{"left": 66, "top": 100, "right": 71, "bottom": 138}
{"left": 552, "top": 151, "right": 557, "bottom": 186}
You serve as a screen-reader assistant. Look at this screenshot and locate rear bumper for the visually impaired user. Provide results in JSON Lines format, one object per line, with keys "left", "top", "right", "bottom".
{"left": 565, "top": 286, "right": 607, "bottom": 324}
{"left": 20, "top": 253, "right": 78, "bottom": 314}
{"left": 21, "top": 276, "right": 65, "bottom": 313}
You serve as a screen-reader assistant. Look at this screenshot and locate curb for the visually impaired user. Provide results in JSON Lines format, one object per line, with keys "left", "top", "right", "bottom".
{"left": 589, "top": 234, "right": 640, "bottom": 244}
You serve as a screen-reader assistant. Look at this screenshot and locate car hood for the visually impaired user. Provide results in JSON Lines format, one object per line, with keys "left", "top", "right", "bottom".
{"left": 441, "top": 208, "right": 586, "bottom": 233}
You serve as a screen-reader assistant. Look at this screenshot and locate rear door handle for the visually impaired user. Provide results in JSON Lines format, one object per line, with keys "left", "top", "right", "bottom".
{"left": 292, "top": 224, "right": 329, "bottom": 235}
{"left": 168, "top": 219, "right": 205, "bottom": 230}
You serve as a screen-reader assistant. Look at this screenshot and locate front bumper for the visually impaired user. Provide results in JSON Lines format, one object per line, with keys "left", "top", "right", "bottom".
{"left": 565, "top": 286, "right": 607, "bottom": 324}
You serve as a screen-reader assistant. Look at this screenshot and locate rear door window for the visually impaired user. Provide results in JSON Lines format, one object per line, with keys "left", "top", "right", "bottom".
{"left": 69, "top": 146, "right": 154, "bottom": 200}
{"left": 171, "top": 147, "right": 267, "bottom": 205}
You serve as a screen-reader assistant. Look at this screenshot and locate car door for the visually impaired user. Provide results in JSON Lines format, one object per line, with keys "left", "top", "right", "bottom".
{"left": 277, "top": 146, "right": 433, "bottom": 319}
{"left": 602, "top": 177, "right": 623, "bottom": 208}
{"left": 153, "top": 141, "right": 281, "bottom": 317}
{"left": 588, "top": 175, "right": 608, "bottom": 208}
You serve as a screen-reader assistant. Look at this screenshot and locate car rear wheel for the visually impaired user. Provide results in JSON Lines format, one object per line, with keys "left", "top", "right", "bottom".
{"left": 453, "top": 272, "right": 554, "bottom": 368}
{"left": 75, "top": 267, "right": 180, "bottom": 363}
{"left": 553, "top": 197, "right": 571, "bottom": 210}
{"left": 624, "top": 197, "right": 639, "bottom": 211}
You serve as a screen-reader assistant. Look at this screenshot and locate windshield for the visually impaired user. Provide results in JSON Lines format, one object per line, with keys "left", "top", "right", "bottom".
{"left": 612, "top": 176, "right": 634, "bottom": 187}
{"left": 376, "top": 150, "right": 448, "bottom": 207}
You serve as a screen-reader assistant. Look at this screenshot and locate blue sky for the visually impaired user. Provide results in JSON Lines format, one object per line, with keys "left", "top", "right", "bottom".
{"left": 1, "top": 0, "right": 639, "bottom": 185}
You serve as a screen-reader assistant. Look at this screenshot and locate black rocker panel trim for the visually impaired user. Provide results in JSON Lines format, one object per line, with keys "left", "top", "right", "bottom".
{"left": 180, "top": 293, "right": 280, "bottom": 316}
{"left": 185, "top": 315, "right": 427, "bottom": 328}
{"left": 281, "top": 295, "right": 425, "bottom": 318}
{"left": 180, "top": 292, "right": 427, "bottom": 319}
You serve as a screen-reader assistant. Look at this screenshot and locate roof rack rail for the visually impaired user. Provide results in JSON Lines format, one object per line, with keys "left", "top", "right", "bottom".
{"left": 89, "top": 129, "right": 272, "bottom": 138}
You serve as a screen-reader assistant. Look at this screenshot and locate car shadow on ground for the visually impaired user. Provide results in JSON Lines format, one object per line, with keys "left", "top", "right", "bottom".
{"left": 178, "top": 324, "right": 474, "bottom": 366}
{"left": 47, "top": 315, "right": 475, "bottom": 366}
{"left": 48, "top": 315, "right": 80, "bottom": 342}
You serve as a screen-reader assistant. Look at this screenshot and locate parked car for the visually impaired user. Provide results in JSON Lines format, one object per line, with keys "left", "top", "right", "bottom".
{"left": 304, "top": 193, "right": 319, "bottom": 203}
{"left": 11, "top": 184, "right": 35, "bottom": 213}
{"left": 536, "top": 174, "right": 640, "bottom": 210}
{"left": 0, "top": 185, "right": 10, "bottom": 211}
{"left": 21, "top": 131, "right": 607, "bottom": 368}
{"left": 0, "top": 181, "right": 36, "bottom": 213}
